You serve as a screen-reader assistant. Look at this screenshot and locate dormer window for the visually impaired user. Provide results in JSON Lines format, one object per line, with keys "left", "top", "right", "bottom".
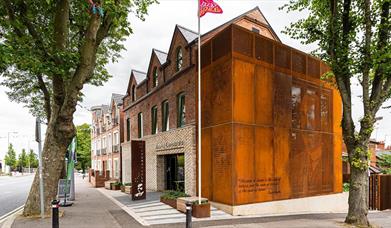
{"left": 131, "top": 85, "right": 136, "bottom": 102}
{"left": 176, "top": 47, "right": 183, "bottom": 72}
{"left": 152, "top": 67, "right": 158, "bottom": 88}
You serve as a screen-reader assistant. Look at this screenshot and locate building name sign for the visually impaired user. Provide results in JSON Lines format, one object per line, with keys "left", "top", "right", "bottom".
{"left": 156, "top": 141, "right": 184, "bottom": 151}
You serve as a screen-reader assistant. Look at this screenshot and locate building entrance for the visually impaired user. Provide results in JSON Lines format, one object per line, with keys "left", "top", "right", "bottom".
{"left": 165, "top": 154, "right": 184, "bottom": 191}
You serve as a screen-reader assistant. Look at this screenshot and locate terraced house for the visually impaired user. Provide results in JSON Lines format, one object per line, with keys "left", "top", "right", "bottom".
{"left": 91, "top": 93, "right": 125, "bottom": 185}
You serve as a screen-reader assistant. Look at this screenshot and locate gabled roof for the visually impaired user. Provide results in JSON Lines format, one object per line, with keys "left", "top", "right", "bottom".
{"left": 193, "top": 6, "right": 281, "bottom": 45}
{"left": 177, "top": 25, "right": 198, "bottom": 43}
{"left": 111, "top": 93, "right": 125, "bottom": 106}
{"left": 153, "top": 49, "right": 168, "bottom": 64}
{"left": 91, "top": 104, "right": 110, "bottom": 116}
{"left": 132, "top": 70, "right": 147, "bottom": 84}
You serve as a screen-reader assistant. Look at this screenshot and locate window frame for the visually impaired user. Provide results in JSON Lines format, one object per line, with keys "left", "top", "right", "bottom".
{"left": 138, "top": 112, "right": 143, "bottom": 138}
{"left": 162, "top": 100, "right": 169, "bottom": 132}
{"left": 126, "top": 117, "right": 131, "bottom": 141}
{"left": 131, "top": 85, "right": 136, "bottom": 102}
{"left": 177, "top": 92, "right": 185, "bottom": 127}
{"left": 151, "top": 105, "right": 158, "bottom": 135}
{"left": 176, "top": 47, "right": 183, "bottom": 72}
{"left": 152, "top": 67, "right": 158, "bottom": 88}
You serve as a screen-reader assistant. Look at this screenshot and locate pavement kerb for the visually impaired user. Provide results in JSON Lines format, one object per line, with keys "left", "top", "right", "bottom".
{"left": 0, "top": 206, "right": 24, "bottom": 228}
{"left": 96, "top": 188, "right": 150, "bottom": 226}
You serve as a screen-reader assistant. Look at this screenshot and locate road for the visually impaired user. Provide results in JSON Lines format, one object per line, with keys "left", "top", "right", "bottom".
{"left": 0, "top": 175, "right": 34, "bottom": 218}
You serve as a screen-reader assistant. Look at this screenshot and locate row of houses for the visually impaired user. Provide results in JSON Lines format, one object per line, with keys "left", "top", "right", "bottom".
{"left": 90, "top": 7, "right": 346, "bottom": 213}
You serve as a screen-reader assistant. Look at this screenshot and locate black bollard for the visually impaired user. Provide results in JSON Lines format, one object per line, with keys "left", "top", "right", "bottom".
{"left": 52, "top": 199, "right": 59, "bottom": 228}
{"left": 185, "top": 201, "right": 192, "bottom": 228}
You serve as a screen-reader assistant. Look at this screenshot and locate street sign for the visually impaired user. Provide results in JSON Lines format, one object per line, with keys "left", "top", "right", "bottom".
{"left": 57, "top": 179, "right": 71, "bottom": 198}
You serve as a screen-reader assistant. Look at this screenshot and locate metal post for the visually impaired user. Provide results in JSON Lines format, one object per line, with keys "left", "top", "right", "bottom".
{"left": 185, "top": 201, "right": 192, "bottom": 228}
{"left": 197, "top": 0, "right": 202, "bottom": 205}
{"left": 36, "top": 118, "right": 45, "bottom": 219}
{"left": 51, "top": 200, "right": 59, "bottom": 228}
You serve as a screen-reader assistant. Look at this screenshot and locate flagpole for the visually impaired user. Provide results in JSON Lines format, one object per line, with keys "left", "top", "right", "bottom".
{"left": 197, "top": 0, "right": 202, "bottom": 205}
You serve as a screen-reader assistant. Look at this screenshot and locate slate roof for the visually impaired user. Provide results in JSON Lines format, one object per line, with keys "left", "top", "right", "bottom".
{"left": 112, "top": 93, "right": 125, "bottom": 106}
{"left": 177, "top": 25, "right": 198, "bottom": 43}
{"left": 153, "top": 49, "right": 168, "bottom": 64}
{"left": 132, "top": 70, "right": 147, "bottom": 84}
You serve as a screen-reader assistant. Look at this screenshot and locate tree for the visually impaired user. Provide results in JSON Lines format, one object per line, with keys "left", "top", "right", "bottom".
{"left": 378, "top": 154, "right": 391, "bottom": 174}
{"left": 282, "top": 0, "right": 390, "bottom": 226}
{"left": 0, "top": 0, "right": 156, "bottom": 216}
{"left": 28, "top": 150, "right": 39, "bottom": 169}
{"left": 75, "top": 123, "right": 91, "bottom": 173}
{"left": 4, "top": 144, "right": 17, "bottom": 171}
{"left": 17, "top": 149, "right": 28, "bottom": 173}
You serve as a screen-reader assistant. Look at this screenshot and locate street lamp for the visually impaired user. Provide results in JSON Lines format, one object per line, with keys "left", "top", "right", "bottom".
{"left": 7, "top": 131, "right": 18, "bottom": 149}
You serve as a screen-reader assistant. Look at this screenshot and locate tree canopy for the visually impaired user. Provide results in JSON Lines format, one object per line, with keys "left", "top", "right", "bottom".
{"left": 282, "top": 0, "right": 390, "bottom": 226}
{"left": 4, "top": 144, "right": 17, "bottom": 171}
{"left": 76, "top": 123, "right": 91, "bottom": 173}
{"left": 17, "top": 148, "right": 28, "bottom": 171}
{"left": 28, "top": 149, "right": 39, "bottom": 168}
{"left": 0, "top": 0, "right": 157, "bottom": 121}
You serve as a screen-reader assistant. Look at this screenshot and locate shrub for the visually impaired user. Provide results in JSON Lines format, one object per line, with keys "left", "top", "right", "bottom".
{"left": 160, "top": 190, "right": 189, "bottom": 200}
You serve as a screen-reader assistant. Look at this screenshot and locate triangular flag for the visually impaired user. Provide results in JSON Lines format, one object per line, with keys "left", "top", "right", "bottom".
{"left": 199, "top": 0, "right": 223, "bottom": 17}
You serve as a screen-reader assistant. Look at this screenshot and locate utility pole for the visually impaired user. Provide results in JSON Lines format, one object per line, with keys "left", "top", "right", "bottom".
{"left": 35, "top": 118, "right": 44, "bottom": 219}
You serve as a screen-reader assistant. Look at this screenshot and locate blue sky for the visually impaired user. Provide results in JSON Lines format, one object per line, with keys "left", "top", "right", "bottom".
{"left": 1, "top": 0, "right": 390, "bottom": 159}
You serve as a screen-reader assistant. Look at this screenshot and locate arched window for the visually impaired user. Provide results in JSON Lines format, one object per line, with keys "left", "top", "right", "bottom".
{"left": 131, "top": 85, "right": 136, "bottom": 102}
{"left": 176, "top": 47, "right": 183, "bottom": 72}
{"left": 152, "top": 67, "right": 158, "bottom": 88}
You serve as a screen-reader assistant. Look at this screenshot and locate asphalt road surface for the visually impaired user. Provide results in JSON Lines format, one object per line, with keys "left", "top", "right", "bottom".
{"left": 0, "top": 175, "right": 34, "bottom": 218}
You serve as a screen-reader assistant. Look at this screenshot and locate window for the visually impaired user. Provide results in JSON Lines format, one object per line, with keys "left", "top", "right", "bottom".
{"left": 126, "top": 118, "right": 131, "bottom": 141}
{"left": 138, "top": 112, "right": 143, "bottom": 138}
{"left": 114, "top": 159, "right": 119, "bottom": 178}
{"left": 102, "top": 137, "right": 106, "bottom": 149}
{"left": 151, "top": 106, "right": 158, "bottom": 135}
{"left": 113, "top": 132, "right": 119, "bottom": 145}
{"left": 177, "top": 93, "right": 186, "bottom": 127}
{"left": 152, "top": 67, "right": 158, "bottom": 88}
{"left": 162, "top": 100, "right": 169, "bottom": 132}
{"left": 132, "top": 85, "right": 136, "bottom": 102}
{"left": 108, "top": 159, "right": 112, "bottom": 175}
{"left": 252, "top": 27, "right": 260, "bottom": 34}
{"left": 176, "top": 47, "right": 183, "bottom": 72}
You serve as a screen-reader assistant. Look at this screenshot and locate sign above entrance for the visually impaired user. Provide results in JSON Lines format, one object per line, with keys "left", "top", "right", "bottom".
{"left": 156, "top": 141, "right": 184, "bottom": 151}
{"left": 131, "top": 140, "right": 146, "bottom": 201}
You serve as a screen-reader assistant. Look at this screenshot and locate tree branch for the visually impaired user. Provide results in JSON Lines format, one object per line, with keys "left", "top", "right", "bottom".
{"left": 36, "top": 74, "right": 52, "bottom": 121}
{"left": 361, "top": 0, "right": 372, "bottom": 116}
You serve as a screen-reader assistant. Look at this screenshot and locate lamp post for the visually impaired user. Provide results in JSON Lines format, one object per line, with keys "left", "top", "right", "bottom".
{"left": 7, "top": 131, "right": 18, "bottom": 149}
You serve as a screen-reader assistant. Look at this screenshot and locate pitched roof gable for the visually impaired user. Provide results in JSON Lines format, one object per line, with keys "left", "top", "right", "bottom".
{"left": 111, "top": 93, "right": 125, "bottom": 106}
{"left": 154, "top": 49, "right": 168, "bottom": 64}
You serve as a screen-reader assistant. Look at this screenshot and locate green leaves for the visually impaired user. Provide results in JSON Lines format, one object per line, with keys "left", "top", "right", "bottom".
{"left": 0, "top": 0, "right": 157, "bottom": 120}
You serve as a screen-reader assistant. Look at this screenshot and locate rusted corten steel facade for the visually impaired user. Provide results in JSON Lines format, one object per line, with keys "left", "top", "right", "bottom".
{"left": 200, "top": 24, "right": 343, "bottom": 206}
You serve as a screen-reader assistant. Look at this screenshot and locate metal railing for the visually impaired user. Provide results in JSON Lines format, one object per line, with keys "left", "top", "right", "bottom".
{"left": 113, "top": 144, "right": 119, "bottom": 152}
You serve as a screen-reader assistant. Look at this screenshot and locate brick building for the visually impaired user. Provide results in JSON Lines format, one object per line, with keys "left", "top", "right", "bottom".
{"left": 121, "top": 7, "right": 342, "bottom": 215}
{"left": 91, "top": 93, "right": 125, "bottom": 184}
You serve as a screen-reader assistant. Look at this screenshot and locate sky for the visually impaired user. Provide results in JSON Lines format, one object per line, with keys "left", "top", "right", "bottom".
{"left": 1, "top": 0, "right": 390, "bottom": 160}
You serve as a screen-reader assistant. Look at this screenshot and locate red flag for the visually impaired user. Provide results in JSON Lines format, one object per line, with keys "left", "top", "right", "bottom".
{"left": 199, "top": 0, "right": 223, "bottom": 17}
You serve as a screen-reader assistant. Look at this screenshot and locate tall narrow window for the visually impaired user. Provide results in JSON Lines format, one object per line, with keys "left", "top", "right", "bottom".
{"left": 138, "top": 112, "right": 143, "bottom": 138}
{"left": 177, "top": 93, "right": 185, "bottom": 127}
{"left": 126, "top": 118, "right": 131, "bottom": 141}
{"left": 162, "top": 100, "right": 169, "bottom": 132}
{"left": 151, "top": 106, "right": 158, "bottom": 135}
{"left": 131, "top": 85, "right": 136, "bottom": 102}
{"left": 176, "top": 47, "right": 183, "bottom": 72}
{"left": 152, "top": 67, "right": 158, "bottom": 88}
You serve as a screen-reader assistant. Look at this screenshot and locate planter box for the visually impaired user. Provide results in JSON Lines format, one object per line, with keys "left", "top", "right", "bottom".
{"left": 192, "top": 203, "right": 210, "bottom": 218}
{"left": 111, "top": 183, "right": 121, "bottom": 190}
{"left": 124, "top": 186, "right": 132, "bottom": 194}
{"left": 120, "top": 185, "right": 125, "bottom": 192}
{"left": 160, "top": 198, "right": 177, "bottom": 209}
{"left": 104, "top": 180, "right": 116, "bottom": 190}
{"left": 177, "top": 197, "right": 208, "bottom": 213}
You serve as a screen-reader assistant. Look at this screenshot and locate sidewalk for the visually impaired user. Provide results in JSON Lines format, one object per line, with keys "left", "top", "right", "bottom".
{"left": 11, "top": 175, "right": 140, "bottom": 228}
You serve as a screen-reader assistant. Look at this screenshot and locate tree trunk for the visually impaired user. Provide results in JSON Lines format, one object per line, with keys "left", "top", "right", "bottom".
{"left": 23, "top": 116, "right": 75, "bottom": 216}
{"left": 345, "top": 146, "right": 370, "bottom": 227}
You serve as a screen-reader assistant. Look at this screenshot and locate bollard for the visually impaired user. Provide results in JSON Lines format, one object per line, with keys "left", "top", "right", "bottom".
{"left": 52, "top": 199, "right": 59, "bottom": 228}
{"left": 185, "top": 201, "right": 192, "bottom": 228}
